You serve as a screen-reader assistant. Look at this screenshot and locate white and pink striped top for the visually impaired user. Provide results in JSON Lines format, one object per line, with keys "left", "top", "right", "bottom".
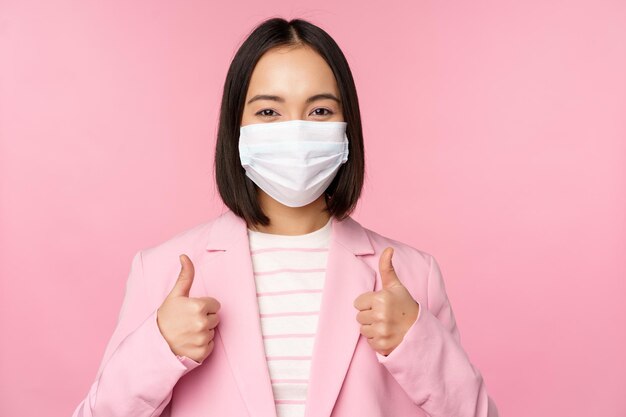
{"left": 246, "top": 216, "right": 332, "bottom": 417}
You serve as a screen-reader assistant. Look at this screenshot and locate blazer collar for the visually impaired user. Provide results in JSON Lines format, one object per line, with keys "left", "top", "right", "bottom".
{"left": 205, "top": 208, "right": 374, "bottom": 256}
{"left": 196, "top": 208, "right": 377, "bottom": 417}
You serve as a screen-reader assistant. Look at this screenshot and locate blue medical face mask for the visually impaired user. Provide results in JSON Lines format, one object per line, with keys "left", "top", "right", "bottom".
{"left": 238, "top": 119, "right": 349, "bottom": 207}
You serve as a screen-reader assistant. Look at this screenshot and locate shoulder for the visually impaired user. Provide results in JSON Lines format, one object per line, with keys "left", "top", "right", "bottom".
{"left": 145, "top": 220, "right": 215, "bottom": 253}
{"left": 358, "top": 219, "right": 435, "bottom": 267}
{"left": 351, "top": 218, "right": 439, "bottom": 289}
{"left": 123, "top": 213, "right": 229, "bottom": 301}
{"left": 348, "top": 219, "right": 446, "bottom": 312}
{"left": 136, "top": 213, "right": 225, "bottom": 272}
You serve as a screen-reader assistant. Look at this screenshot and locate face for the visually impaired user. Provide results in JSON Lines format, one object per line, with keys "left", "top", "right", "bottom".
{"left": 241, "top": 45, "right": 344, "bottom": 126}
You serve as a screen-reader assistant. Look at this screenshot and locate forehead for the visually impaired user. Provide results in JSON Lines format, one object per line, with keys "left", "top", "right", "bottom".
{"left": 246, "top": 45, "right": 339, "bottom": 98}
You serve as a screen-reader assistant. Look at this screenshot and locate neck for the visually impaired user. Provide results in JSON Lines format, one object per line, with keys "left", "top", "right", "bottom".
{"left": 248, "top": 190, "right": 331, "bottom": 235}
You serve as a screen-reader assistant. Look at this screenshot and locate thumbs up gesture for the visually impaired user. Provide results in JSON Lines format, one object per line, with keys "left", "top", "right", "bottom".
{"left": 156, "top": 254, "right": 221, "bottom": 364}
{"left": 353, "top": 247, "right": 420, "bottom": 356}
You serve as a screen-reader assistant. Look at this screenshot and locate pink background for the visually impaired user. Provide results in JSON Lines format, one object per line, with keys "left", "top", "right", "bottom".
{"left": 1, "top": 1, "right": 625, "bottom": 416}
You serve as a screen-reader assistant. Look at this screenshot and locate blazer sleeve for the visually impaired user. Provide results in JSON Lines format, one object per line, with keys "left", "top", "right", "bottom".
{"left": 71, "top": 250, "right": 202, "bottom": 417}
{"left": 375, "top": 254, "right": 499, "bottom": 417}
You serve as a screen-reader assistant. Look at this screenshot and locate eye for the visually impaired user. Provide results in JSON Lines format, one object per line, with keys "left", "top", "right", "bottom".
{"left": 310, "top": 108, "right": 334, "bottom": 116}
{"left": 255, "top": 109, "right": 279, "bottom": 117}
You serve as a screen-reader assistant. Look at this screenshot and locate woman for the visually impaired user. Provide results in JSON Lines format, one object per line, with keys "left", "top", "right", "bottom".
{"left": 72, "top": 17, "right": 499, "bottom": 417}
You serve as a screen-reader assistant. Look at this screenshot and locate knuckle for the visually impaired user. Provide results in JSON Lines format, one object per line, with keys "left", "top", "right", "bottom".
{"left": 381, "top": 340, "right": 393, "bottom": 353}
{"left": 204, "top": 297, "right": 219, "bottom": 312}
{"left": 194, "top": 319, "right": 207, "bottom": 332}
{"left": 377, "top": 339, "right": 390, "bottom": 351}
{"left": 375, "top": 293, "right": 389, "bottom": 304}
{"left": 355, "top": 311, "right": 363, "bottom": 323}
{"left": 367, "top": 338, "right": 378, "bottom": 349}
{"left": 193, "top": 300, "right": 205, "bottom": 313}
{"left": 207, "top": 313, "right": 220, "bottom": 329}
{"left": 183, "top": 300, "right": 197, "bottom": 313}
{"left": 195, "top": 334, "right": 208, "bottom": 346}
{"left": 201, "top": 340, "right": 214, "bottom": 358}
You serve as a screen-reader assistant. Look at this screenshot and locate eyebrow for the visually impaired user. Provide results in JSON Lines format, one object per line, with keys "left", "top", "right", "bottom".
{"left": 246, "top": 93, "right": 341, "bottom": 105}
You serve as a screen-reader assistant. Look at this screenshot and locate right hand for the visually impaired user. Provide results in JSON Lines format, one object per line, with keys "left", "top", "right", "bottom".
{"left": 157, "top": 254, "right": 221, "bottom": 364}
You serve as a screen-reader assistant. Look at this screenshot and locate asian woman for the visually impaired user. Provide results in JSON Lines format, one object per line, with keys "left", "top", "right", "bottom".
{"left": 72, "top": 16, "right": 499, "bottom": 417}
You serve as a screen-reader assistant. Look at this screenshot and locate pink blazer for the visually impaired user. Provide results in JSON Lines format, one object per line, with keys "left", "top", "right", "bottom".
{"left": 72, "top": 209, "right": 499, "bottom": 417}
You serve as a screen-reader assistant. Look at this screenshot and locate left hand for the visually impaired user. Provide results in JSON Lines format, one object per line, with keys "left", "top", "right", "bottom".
{"left": 353, "top": 247, "right": 420, "bottom": 356}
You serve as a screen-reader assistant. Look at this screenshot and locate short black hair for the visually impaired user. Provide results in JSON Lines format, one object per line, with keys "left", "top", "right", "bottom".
{"left": 214, "top": 17, "right": 365, "bottom": 227}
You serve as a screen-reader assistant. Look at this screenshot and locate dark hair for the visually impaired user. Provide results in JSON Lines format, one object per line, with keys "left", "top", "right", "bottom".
{"left": 214, "top": 17, "right": 365, "bottom": 227}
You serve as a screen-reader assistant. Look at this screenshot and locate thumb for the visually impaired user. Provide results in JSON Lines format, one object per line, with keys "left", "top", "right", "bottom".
{"left": 168, "top": 254, "right": 195, "bottom": 298}
{"left": 379, "top": 247, "right": 402, "bottom": 289}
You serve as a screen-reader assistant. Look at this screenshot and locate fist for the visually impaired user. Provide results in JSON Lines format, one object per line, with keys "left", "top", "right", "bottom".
{"left": 353, "top": 247, "right": 420, "bottom": 356}
{"left": 157, "top": 254, "right": 221, "bottom": 364}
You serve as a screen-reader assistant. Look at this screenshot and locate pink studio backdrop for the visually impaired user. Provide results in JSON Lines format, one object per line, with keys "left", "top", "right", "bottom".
{"left": 1, "top": 1, "right": 625, "bottom": 416}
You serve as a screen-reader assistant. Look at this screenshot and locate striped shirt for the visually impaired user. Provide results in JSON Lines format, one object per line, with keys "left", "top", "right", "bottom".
{"left": 247, "top": 216, "right": 332, "bottom": 417}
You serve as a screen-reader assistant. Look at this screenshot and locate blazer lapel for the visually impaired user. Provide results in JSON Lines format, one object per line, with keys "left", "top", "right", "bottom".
{"left": 197, "top": 209, "right": 278, "bottom": 417}
{"left": 196, "top": 209, "right": 376, "bottom": 417}
{"left": 304, "top": 213, "right": 376, "bottom": 417}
